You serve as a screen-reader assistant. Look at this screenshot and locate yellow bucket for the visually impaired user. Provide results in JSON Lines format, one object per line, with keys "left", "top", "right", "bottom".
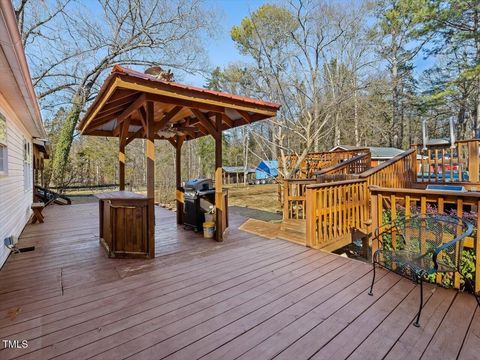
{"left": 203, "top": 221, "right": 216, "bottom": 239}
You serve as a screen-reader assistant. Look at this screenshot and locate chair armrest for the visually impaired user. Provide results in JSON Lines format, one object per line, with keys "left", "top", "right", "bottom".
{"left": 432, "top": 220, "right": 474, "bottom": 270}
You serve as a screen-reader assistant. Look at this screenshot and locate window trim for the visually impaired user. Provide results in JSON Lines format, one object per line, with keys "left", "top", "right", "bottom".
{"left": 0, "top": 113, "right": 7, "bottom": 176}
{"left": 0, "top": 144, "right": 7, "bottom": 176}
{"left": 23, "top": 138, "right": 32, "bottom": 191}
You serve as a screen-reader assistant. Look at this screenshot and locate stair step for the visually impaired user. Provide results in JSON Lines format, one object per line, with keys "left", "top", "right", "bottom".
{"left": 280, "top": 219, "right": 306, "bottom": 234}
{"left": 277, "top": 229, "right": 306, "bottom": 245}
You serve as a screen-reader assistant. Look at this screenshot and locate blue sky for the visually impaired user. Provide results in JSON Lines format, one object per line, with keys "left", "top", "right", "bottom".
{"left": 183, "top": 0, "right": 265, "bottom": 86}
{"left": 73, "top": 0, "right": 434, "bottom": 88}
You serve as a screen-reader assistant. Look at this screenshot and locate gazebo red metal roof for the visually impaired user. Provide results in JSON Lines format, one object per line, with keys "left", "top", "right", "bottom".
{"left": 78, "top": 65, "right": 280, "bottom": 141}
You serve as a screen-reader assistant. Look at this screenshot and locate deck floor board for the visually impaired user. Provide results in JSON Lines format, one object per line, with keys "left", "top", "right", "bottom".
{"left": 0, "top": 202, "right": 477, "bottom": 359}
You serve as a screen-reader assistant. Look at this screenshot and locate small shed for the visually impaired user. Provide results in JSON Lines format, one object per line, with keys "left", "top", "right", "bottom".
{"left": 223, "top": 166, "right": 255, "bottom": 184}
{"left": 256, "top": 160, "right": 278, "bottom": 180}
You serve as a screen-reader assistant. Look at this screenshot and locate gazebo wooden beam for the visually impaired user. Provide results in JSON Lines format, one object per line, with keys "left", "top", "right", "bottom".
{"left": 105, "top": 88, "right": 140, "bottom": 104}
{"left": 221, "top": 114, "right": 235, "bottom": 127}
{"left": 85, "top": 93, "right": 146, "bottom": 133}
{"left": 97, "top": 92, "right": 139, "bottom": 116}
{"left": 146, "top": 93, "right": 224, "bottom": 113}
{"left": 191, "top": 109, "right": 218, "bottom": 138}
{"left": 138, "top": 105, "right": 147, "bottom": 131}
{"left": 237, "top": 110, "right": 252, "bottom": 123}
{"left": 195, "top": 122, "right": 208, "bottom": 135}
{"left": 172, "top": 126, "right": 197, "bottom": 138}
{"left": 153, "top": 105, "right": 183, "bottom": 132}
{"left": 118, "top": 93, "right": 147, "bottom": 124}
{"left": 125, "top": 127, "right": 144, "bottom": 146}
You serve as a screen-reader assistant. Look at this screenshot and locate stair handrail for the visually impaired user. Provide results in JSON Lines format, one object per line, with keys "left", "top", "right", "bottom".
{"left": 316, "top": 152, "right": 371, "bottom": 176}
{"left": 359, "top": 148, "right": 415, "bottom": 178}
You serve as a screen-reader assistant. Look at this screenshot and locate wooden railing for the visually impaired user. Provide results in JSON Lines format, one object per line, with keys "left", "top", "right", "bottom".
{"left": 305, "top": 179, "right": 369, "bottom": 250}
{"left": 283, "top": 148, "right": 369, "bottom": 179}
{"left": 298, "top": 149, "right": 417, "bottom": 250}
{"left": 283, "top": 178, "right": 316, "bottom": 220}
{"left": 359, "top": 148, "right": 416, "bottom": 188}
{"left": 370, "top": 185, "right": 480, "bottom": 293}
{"left": 316, "top": 152, "right": 371, "bottom": 183}
{"left": 415, "top": 139, "right": 480, "bottom": 187}
{"left": 283, "top": 149, "right": 415, "bottom": 222}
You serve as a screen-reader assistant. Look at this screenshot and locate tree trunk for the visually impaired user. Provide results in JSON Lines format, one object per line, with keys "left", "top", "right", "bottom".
{"left": 334, "top": 112, "right": 341, "bottom": 146}
{"left": 391, "top": 60, "right": 399, "bottom": 148}
{"left": 354, "top": 85, "right": 360, "bottom": 146}
{"left": 50, "top": 97, "right": 84, "bottom": 187}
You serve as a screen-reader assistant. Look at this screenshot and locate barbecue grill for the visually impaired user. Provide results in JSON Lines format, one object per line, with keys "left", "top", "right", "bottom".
{"left": 183, "top": 179, "right": 215, "bottom": 231}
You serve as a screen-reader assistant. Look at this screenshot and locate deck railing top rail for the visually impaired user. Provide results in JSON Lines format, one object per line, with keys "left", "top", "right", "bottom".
{"left": 283, "top": 178, "right": 317, "bottom": 183}
{"left": 369, "top": 184, "right": 480, "bottom": 199}
{"left": 412, "top": 139, "right": 480, "bottom": 146}
{"left": 285, "top": 148, "right": 370, "bottom": 159}
{"left": 307, "top": 178, "right": 366, "bottom": 189}
{"left": 359, "top": 148, "right": 416, "bottom": 178}
{"left": 282, "top": 148, "right": 371, "bottom": 179}
{"left": 316, "top": 152, "right": 371, "bottom": 176}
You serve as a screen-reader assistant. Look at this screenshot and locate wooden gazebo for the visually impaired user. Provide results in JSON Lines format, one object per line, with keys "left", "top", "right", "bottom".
{"left": 77, "top": 65, "right": 280, "bottom": 256}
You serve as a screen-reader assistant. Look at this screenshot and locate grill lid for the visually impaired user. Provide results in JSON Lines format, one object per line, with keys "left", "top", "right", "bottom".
{"left": 184, "top": 178, "right": 213, "bottom": 191}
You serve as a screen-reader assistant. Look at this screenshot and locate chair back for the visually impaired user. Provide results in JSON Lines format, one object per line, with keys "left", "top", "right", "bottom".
{"left": 388, "top": 214, "right": 473, "bottom": 273}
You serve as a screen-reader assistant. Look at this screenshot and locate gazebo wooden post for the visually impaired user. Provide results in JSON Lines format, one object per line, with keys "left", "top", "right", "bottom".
{"left": 175, "top": 135, "right": 184, "bottom": 224}
{"left": 146, "top": 101, "right": 155, "bottom": 257}
{"left": 119, "top": 141, "right": 126, "bottom": 191}
{"left": 215, "top": 113, "right": 224, "bottom": 241}
{"left": 146, "top": 101, "right": 155, "bottom": 199}
{"left": 118, "top": 117, "right": 130, "bottom": 191}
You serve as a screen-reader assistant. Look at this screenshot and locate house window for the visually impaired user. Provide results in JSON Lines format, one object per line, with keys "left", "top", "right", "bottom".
{"left": 23, "top": 138, "right": 31, "bottom": 191}
{"left": 0, "top": 113, "right": 7, "bottom": 175}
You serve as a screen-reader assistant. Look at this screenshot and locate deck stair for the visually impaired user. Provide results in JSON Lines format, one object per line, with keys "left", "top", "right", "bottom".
{"left": 278, "top": 219, "right": 306, "bottom": 245}
{"left": 280, "top": 148, "right": 417, "bottom": 252}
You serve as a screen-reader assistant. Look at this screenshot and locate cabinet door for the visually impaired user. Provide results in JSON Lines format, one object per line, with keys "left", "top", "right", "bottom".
{"left": 111, "top": 203, "right": 148, "bottom": 255}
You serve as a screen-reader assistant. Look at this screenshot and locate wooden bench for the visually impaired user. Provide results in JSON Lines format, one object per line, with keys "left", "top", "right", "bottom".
{"left": 31, "top": 202, "right": 45, "bottom": 224}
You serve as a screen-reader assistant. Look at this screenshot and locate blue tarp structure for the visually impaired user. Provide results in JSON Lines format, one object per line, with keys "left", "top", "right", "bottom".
{"left": 256, "top": 160, "right": 278, "bottom": 180}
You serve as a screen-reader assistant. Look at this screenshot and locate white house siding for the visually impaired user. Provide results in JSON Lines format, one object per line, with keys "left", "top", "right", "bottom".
{"left": 0, "top": 95, "right": 33, "bottom": 268}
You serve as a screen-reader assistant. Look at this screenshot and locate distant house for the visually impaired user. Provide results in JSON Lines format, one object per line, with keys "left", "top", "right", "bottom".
{"left": 256, "top": 160, "right": 278, "bottom": 180}
{"left": 0, "top": 2, "right": 47, "bottom": 268}
{"left": 330, "top": 145, "right": 404, "bottom": 167}
{"left": 222, "top": 166, "right": 255, "bottom": 184}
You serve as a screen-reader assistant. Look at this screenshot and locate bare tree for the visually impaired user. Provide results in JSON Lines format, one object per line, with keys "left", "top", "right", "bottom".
{"left": 15, "top": 0, "right": 215, "bottom": 186}
{"left": 230, "top": 0, "right": 374, "bottom": 178}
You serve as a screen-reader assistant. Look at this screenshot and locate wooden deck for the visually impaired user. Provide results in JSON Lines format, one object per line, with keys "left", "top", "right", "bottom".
{"left": 0, "top": 203, "right": 479, "bottom": 360}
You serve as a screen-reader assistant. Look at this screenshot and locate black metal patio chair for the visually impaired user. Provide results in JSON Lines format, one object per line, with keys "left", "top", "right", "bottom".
{"left": 368, "top": 214, "right": 476, "bottom": 327}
